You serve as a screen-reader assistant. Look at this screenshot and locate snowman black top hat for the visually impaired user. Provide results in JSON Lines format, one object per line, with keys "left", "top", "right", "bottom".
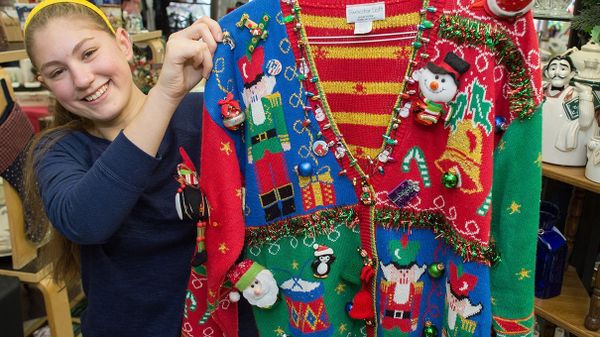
{"left": 426, "top": 52, "right": 470, "bottom": 85}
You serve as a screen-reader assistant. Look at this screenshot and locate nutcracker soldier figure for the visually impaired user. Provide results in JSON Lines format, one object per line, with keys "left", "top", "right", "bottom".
{"left": 239, "top": 46, "right": 296, "bottom": 221}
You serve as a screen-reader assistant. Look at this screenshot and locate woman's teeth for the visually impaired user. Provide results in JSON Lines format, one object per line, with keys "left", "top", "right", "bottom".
{"left": 85, "top": 83, "right": 108, "bottom": 101}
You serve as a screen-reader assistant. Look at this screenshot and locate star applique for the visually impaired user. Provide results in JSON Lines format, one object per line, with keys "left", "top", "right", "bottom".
{"left": 353, "top": 82, "right": 367, "bottom": 94}
{"left": 339, "top": 323, "right": 347, "bottom": 333}
{"left": 535, "top": 152, "right": 542, "bottom": 167}
{"left": 212, "top": 221, "right": 220, "bottom": 227}
{"left": 218, "top": 242, "right": 229, "bottom": 254}
{"left": 498, "top": 140, "right": 506, "bottom": 151}
{"left": 291, "top": 260, "right": 299, "bottom": 270}
{"left": 274, "top": 327, "right": 285, "bottom": 336}
{"left": 220, "top": 141, "right": 233, "bottom": 155}
{"left": 334, "top": 283, "right": 346, "bottom": 295}
{"left": 508, "top": 201, "right": 521, "bottom": 214}
{"left": 515, "top": 268, "right": 531, "bottom": 280}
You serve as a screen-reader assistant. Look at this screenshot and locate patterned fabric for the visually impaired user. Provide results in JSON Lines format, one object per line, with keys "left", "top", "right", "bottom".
{"left": 184, "top": 0, "right": 542, "bottom": 336}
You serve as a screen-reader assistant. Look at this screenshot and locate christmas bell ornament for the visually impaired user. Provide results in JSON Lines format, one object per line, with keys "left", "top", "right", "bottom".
{"left": 427, "top": 262, "right": 445, "bottom": 278}
{"left": 218, "top": 92, "right": 245, "bottom": 131}
{"left": 484, "top": 0, "right": 534, "bottom": 18}
{"left": 423, "top": 321, "right": 439, "bottom": 337}
{"left": 442, "top": 169, "right": 459, "bottom": 189}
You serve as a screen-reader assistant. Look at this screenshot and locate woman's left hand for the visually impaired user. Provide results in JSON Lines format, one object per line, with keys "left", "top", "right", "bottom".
{"left": 154, "top": 17, "right": 222, "bottom": 105}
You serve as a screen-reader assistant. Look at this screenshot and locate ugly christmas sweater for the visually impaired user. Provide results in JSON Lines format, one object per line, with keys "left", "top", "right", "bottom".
{"left": 183, "top": 1, "right": 543, "bottom": 336}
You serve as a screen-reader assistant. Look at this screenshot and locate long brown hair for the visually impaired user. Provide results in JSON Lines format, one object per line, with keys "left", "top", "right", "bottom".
{"left": 23, "top": 2, "right": 114, "bottom": 284}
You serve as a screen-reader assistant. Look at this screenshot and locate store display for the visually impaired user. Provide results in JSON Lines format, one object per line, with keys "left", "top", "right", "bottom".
{"left": 541, "top": 55, "right": 596, "bottom": 166}
{"left": 183, "top": 1, "right": 542, "bottom": 337}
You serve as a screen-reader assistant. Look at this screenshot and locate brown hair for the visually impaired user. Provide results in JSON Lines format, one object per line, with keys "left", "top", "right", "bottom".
{"left": 23, "top": 2, "right": 114, "bottom": 285}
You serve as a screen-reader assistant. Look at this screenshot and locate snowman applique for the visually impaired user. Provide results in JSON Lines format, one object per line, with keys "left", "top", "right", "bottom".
{"left": 228, "top": 259, "right": 279, "bottom": 309}
{"left": 409, "top": 52, "right": 470, "bottom": 126}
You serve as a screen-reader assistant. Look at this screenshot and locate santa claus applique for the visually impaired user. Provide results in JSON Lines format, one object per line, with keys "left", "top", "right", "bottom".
{"left": 228, "top": 259, "right": 280, "bottom": 309}
{"left": 410, "top": 52, "right": 470, "bottom": 126}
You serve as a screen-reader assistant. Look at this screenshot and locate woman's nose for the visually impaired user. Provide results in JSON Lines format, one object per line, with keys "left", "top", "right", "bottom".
{"left": 72, "top": 66, "right": 94, "bottom": 89}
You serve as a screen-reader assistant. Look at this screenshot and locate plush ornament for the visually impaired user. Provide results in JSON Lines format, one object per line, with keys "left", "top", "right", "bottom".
{"left": 228, "top": 259, "right": 279, "bottom": 309}
{"left": 482, "top": 0, "right": 534, "bottom": 18}
{"left": 411, "top": 52, "right": 470, "bottom": 126}
{"left": 348, "top": 264, "right": 375, "bottom": 320}
{"left": 311, "top": 244, "right": 336, "bottom": 278}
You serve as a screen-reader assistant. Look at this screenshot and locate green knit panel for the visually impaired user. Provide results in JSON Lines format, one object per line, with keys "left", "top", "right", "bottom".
{"left": 491, "top": 107, "right": 542, "bottom": 336}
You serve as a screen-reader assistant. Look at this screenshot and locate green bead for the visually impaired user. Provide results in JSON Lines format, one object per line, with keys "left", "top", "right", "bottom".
{"left": 423, "top": 321, "right": 438, "bottom": 337}
{"left": 283, "top": 15, "right": 295, "bottom": 23}
{"left": 428, "top": 262, "right": 445, "bottom": 278}
{"left": 412, "top": 41, "right": 422, "bottom": 48}
{"left": 442, "top": 172, "right": 458, "bottom": 188}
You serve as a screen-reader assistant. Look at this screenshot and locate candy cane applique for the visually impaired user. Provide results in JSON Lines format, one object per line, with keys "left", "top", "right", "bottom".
{"left": 402, "top": 146, "right": 431, "bottom": 188}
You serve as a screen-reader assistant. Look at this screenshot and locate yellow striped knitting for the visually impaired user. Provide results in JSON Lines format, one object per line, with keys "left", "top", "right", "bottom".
{"left": 314, "top": 45, "right": 413, "bottom": 59}
{"left": 301, "top": 12, "right": 420, "bottom": 30}
{"left": 24, "top": 0, "right": 115, "bottom": 35}
{"left": 321, "top": 81, "right": 402, "bottom": 95}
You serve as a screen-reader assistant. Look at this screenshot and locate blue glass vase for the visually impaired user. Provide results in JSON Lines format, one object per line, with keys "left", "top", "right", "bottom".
{"left": 535, "top": 201, "right": 567, "bottom": 299}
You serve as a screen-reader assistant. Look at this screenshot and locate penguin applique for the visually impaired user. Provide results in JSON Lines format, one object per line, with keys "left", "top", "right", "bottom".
{"left": 312, "top": 244, "right": 336, "bottom": 278}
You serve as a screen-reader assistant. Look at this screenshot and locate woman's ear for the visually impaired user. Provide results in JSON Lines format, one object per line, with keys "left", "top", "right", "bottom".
{"left": 115, "top": 27, "right": 134, "bottom": 62}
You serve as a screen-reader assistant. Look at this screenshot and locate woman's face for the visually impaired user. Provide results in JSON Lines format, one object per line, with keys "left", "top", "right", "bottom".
{"left": 31, "top": 17, "right": 135, "bottom": 128}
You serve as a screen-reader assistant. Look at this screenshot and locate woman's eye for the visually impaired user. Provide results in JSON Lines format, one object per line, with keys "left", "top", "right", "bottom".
{"left": 49, "top": 68, "right": 65, "bottom": 78}
{"left": 83, "top": 48, "right": 97, "bottom": 59}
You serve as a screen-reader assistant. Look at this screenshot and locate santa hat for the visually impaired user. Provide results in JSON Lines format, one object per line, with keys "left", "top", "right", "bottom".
{"left": 313, "top": 244, "right": 333, "bottom": 257}
{"left": 426, "top": 52, "right": 470, "bottom": 85}
{"left": 449, "top": 262, "right": 479, "bottom": 299}
{"left": 238, "top": 46, "right": 265, "bottom": 87}
{"left": 228, "top": 259, "right": 266, "bottom": 291}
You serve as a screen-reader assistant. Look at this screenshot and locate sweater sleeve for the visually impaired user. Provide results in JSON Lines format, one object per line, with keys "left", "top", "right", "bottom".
{"left": 490, "top": 12, "right": 543, "bottom": 336}
{"left": 36, "top": 131, "right": 160, "bottom": 244}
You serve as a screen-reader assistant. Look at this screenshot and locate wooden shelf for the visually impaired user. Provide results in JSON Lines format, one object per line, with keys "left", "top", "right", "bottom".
{"left": 535, "top": 267, "right": 600, "bottom": 337}
{"left": 0, "top": 30, "right": 162, "bottom": 63}
{"left": 542, "top": 163, "right": 600, "bottom": 194}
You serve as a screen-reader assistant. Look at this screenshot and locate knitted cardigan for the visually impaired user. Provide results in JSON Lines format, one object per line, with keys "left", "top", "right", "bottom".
{"left": 183, "top": 1, "right": 542, "bottom": 336}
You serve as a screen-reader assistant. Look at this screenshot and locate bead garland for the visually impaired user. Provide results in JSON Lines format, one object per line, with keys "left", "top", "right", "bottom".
{"left": 282, "top": 0, "right": 435, "bottom": 189}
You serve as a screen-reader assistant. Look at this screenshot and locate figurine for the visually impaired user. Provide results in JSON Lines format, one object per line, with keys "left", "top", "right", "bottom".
{"left": 410, "top": 52, "right": 470, "bottom": 126}
{"left": 541, "top": 55, "right": 596, "bottom": 166}
{"left": 585, "top": 132, "right": 600, "bottom": 183}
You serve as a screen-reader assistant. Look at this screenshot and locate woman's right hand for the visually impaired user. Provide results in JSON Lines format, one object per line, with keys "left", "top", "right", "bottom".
{"left": 154, "top": 17, "right": 222, "bottom": 105}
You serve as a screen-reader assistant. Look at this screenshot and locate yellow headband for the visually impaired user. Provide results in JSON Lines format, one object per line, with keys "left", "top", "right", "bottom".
{"left": 24, "top": 0, "right": 115, "bottom": 36}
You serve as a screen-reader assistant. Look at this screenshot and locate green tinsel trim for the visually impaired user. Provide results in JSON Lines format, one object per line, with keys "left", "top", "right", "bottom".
{"left": 438, "top": 15, "right": 536, "bottom": 120}
{"left": 245, "top": 206, "right": 358, "bottom": 247}
{"left": 245, "top": 205, "right": 499, "bottom": 265}
{"left": 375, "top": 207, "right": 500, "bottom": 265}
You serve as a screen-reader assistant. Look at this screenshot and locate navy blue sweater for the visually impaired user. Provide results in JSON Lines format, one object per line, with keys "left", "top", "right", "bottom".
{"left": 36, "top": 93, "right": 203, "bottom": 337}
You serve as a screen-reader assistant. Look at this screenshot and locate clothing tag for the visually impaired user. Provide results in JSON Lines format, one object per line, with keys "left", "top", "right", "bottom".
{"left": 346, "top": 2, "right": 385, "bottom": 35}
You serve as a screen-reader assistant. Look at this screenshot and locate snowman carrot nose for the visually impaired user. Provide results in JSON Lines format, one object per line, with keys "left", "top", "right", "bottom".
{"left": 429, "top": 81, "right": 439, "bottom": 91}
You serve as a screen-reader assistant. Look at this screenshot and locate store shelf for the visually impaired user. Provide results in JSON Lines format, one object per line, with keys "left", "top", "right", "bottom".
{"left": 0, "top": 30, "right": 162, "bottom": 64}
{"left": 542, "top": 163, "right": 600, "bottom": 194}
{"left": 535, "top": 267, "right": 600, "bottom": 337}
